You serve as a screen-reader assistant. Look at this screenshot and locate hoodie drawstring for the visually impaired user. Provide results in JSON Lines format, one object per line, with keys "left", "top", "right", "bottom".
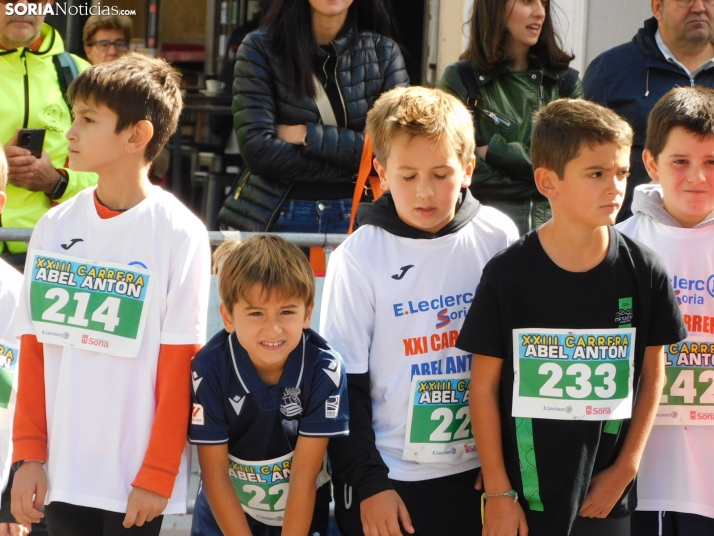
{"left": 645, "top": 68, "right": 650, "bottom": 97}
{"left": 658, "top": 510, "right": 664, "bottom": 536}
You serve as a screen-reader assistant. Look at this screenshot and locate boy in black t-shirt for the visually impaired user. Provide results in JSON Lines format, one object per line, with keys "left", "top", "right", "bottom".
{"left": 457, "top": 100, "right": 686, "bottom": 536}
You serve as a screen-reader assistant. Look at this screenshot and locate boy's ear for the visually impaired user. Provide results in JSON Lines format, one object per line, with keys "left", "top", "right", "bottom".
{"left": 0, "top": 192, "right": 5, "bottom": 214}
{"left": 642, "top": 149, "right": 660, "bottom": 182}
{"left": 124, "top": 120, "right": 154, "bottom": 156}
{"left": 303, "top": 300, "right": 315, "bottom": 329}
{"left": 462, "top": 154, "right": 475, "bottom": 188}
{"left": 219, "top": 302, "right": 236, "bottom": 333}
{"left": 374, "top": 157, "right": 390, "bottom": 191}
{"left": 534, "top": 166, "right": 559, "bottom": 199}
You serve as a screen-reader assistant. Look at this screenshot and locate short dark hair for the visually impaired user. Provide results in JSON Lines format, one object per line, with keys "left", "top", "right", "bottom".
{"left": 68, "top": 52, "right": 182, "bottom": 162}
{"left": 461, "top": 0, "right": 574, "bottom": 71}
{"left": 83, "top": 15, "right": 133, "bottom": 46}
{"left": 645, "top": 86, "right": 714, "bottom": 159}
{"left": 532, "top": 99, "right": 633, "bottom": 178}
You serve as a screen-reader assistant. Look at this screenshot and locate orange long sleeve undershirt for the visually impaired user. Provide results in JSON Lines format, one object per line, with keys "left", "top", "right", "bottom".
{"left": 12, "top": 336, "right": 200, "bottom": 498}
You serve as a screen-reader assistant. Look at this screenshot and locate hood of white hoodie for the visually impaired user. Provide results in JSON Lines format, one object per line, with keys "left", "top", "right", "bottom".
{"left": 629, "top": 183, "right": 714, "bottom": 228}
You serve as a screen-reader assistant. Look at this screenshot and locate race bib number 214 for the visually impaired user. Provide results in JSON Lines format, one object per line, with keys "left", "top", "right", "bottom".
{"left": 29, "top": 250, "right": 153, "bottom": 358}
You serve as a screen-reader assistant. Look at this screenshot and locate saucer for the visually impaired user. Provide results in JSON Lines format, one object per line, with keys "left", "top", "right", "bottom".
{"left": 199, "top": 89, "right": 224, "bottom": 97}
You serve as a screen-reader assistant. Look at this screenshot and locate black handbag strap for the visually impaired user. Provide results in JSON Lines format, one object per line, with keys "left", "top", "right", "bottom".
{"left": 455, "top": 59, "right": 481, "bottom": 108}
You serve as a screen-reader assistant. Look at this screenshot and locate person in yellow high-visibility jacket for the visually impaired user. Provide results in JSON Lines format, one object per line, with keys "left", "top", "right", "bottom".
{"left": 1, "top": 4, "right": 96, "bottom": 268}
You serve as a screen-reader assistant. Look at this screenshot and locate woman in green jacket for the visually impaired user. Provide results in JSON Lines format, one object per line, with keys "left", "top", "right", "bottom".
{"left": 438, "top": 0, "right": 582, "bottom": 234}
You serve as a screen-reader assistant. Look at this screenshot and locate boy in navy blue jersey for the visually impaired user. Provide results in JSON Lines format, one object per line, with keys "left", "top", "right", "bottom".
{"left": 188, "top": 236, "right": 349, "bottom": 536}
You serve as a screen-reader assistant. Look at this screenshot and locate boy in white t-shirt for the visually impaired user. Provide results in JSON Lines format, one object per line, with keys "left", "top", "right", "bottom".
{"left": 0, "top": 148, "right": 28, "bottom": 536}
{"left": 320, "top": 86, "right": 518, "bottom": 536}
{"left": 617, "top": 86, "right": 714, "bottom": 535}
{"left": 10, "top": 52, "right": 210, "bottom": 535}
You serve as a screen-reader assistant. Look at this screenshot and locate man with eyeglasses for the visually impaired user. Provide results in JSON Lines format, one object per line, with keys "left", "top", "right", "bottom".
{"left": 584, "top": 0, "right": 714, "bottom": 221}
{"left": 0, "top": 0, "right": 96, "bottom": 270}
{"left": 82, "top": 14, "right": 131, "bottom": 65}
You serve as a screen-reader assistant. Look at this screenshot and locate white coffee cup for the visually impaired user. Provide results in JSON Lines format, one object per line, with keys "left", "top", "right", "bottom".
{"left": 205, "top": 80, "right": 225, "bottom": 93}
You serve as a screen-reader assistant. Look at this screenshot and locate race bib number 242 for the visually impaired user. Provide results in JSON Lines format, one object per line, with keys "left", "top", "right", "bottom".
{"left": 656, "top": 340, "right": 714, "bottom": 425}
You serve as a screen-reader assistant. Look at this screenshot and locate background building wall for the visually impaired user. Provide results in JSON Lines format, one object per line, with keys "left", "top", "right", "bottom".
{"left": 583, "top": 0, "right": 653, "bottom": 68}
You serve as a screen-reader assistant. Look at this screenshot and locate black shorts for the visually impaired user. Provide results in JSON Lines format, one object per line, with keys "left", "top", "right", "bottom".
{"left": 333, "top": 468, "right": 483, "bottom": 536}
{"left": 632, "top": 510, "right": 714, "bottom": 536}
{"left": 44, "top": 502, "right": 162, "bottom": 536}
{"left": 570, "top": 515, "right": 631, "bottom": 536}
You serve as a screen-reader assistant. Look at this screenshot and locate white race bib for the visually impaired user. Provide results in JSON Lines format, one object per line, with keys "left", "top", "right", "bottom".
{"left": 29, "top": 250, "right": 153, "bottom": 358}
{"left": 0, "top": 338, "right": 18, "bottom": 421}
{"left": 228, "top": 451, "right": 330, "bottom": 526}
{"left": 656, "top": 339, "right": 714, "bottom": 425}
{"left": 403, "top": 373, "right": 477, "bottom": 462}
{"left": 512, "top": 328, "right": 635, "bottom": 420}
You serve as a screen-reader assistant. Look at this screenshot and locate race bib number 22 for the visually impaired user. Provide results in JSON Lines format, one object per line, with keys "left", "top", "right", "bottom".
{"left": 29, "top": 250, "right": 153, "bottom": 358}
{"left": 403, "top": 373, "right": 477, "bottom": 462}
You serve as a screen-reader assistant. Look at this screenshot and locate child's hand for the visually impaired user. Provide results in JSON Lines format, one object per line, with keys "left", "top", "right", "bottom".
{"left": 579, "top": 464, "right": 635, "bottom": 518}
{"left": 0, "top": 522, "right": 31, "bottom": 536}
{"left": 474, "top": 468, "right": 483, "bottom": 490}
{"left": 360, "top": 490, "right": 414, "bottom": 536}
{"left": 10, "top": 461, "right": 46, "bottom": 529}
{"left": 483, "top": 495, "right": 528, "bottom": 536}
{"left": 123, "top": 486, "right": 167, "bottom": 528}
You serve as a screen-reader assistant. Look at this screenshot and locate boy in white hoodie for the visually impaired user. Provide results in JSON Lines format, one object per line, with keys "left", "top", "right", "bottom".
{"left": 617, "top": 86, "right": 714, "bottom": 535}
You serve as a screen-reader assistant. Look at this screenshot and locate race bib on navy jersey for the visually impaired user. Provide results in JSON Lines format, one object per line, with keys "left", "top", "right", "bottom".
{"left": 657, "top": 339, "right": 714, "bottom": 425}
{"left": 403, "top": 372, "right": 477, "bottom": 462}
{"left": 229, "top": 451, "right": 330, "bottom": 526}
{"left": 29, "top": 250, "right": 153, "bottom": 358}
{"left": 512, "top": 328, "right": 635, "bottom": 420}
{"left": 0, "top": 338, "right": 18, "bottom": 412}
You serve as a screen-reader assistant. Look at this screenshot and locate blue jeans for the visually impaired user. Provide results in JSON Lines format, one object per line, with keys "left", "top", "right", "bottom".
{"left": 271, "top": 199, "right": 352, "bottom": 234}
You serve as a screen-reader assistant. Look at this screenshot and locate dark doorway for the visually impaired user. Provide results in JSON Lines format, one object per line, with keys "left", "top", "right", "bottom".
{"left": 44, "top": 0, "right": 91, "bottom": 57}
{"left": 390, "top": 0, "right": 425, "bottom": 86}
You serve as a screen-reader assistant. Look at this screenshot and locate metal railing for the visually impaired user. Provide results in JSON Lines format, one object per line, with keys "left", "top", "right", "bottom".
{"left": 0, "top": 229, "right": 32, "bottom": 242}
{"left": 1, "top": 229, "right": 349, "bottom": 262}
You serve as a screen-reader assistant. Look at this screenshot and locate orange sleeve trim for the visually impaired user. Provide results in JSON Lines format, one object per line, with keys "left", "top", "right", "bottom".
{"left": 12, "top": 335, "right": 47, "bottom": 464}
{"left": 132, "top": 343, "right": 199, "bottom": 498}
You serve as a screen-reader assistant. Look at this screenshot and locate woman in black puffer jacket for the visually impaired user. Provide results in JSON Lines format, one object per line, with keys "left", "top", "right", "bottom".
{"left": 228, "top": 0, "right": 409, "bottom": 233}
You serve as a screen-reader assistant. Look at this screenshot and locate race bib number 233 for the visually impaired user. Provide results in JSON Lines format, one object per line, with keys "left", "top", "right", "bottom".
{"left": 512, "top": 328, "right": 635, "bottom": 420}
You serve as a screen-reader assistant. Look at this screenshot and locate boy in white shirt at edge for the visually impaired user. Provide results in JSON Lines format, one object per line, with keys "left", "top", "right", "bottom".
{"left": 0, "top": 148, "right": 28, "bottom": 536}
{"left": 10, "top": 52, "right": 210, "bottom": 535}
{"left": 321, "top": 86, "right": 518, "bottom": 536}
{"left": 617, "top": 86, "right": 714, "bottom": 536}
